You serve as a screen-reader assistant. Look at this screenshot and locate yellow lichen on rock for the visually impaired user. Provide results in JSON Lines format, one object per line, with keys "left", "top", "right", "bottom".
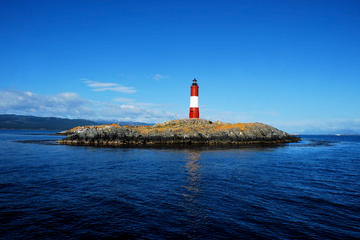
{"left": 67, "top": 123, "right": 121, "bottom": 133}
{"left": 215, "top": 122, "right": 265, "bottom": 131}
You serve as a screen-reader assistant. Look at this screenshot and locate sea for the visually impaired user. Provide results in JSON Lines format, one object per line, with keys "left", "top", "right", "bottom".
{"left": 0, "top": 130, "right": 359, "bottom": 239}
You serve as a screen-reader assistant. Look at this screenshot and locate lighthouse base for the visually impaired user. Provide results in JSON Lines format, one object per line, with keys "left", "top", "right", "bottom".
{"left": 189, "top": 108, "right": 199, "bottom": 119}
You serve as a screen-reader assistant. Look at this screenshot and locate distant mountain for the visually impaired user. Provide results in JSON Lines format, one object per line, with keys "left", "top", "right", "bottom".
{"left": 0, "top": 114, "right": 152, "bottom": 130}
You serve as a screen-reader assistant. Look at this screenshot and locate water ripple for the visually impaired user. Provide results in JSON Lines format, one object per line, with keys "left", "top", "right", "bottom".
{"left": 0, "top": 131, "right": 360, "bottom": 239}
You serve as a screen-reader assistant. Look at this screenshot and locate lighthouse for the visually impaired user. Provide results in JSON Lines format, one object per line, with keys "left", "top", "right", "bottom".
{"left": 189, "top": 78, "right": 199, "bottom": 119}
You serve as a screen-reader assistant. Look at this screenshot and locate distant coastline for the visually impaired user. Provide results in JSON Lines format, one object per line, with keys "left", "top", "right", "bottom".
{"left": 0, "top": 114, "right": 150, "bottom": 130}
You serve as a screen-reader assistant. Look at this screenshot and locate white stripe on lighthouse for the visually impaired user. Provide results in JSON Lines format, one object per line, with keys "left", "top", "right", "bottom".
{"left": 190, "top": 96, "right": 199, "bottom": 108}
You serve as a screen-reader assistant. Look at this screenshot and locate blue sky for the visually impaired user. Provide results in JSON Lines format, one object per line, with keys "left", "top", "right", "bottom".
{"left": 1, "top": 0, "right": 360, "bottom": 133}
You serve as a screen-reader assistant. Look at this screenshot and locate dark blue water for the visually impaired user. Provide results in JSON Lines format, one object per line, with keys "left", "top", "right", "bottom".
{"left": 0, "top": 130, "right": 359, "bottom": 239}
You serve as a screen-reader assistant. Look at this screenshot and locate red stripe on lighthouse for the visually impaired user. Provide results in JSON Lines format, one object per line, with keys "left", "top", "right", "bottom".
{"left": 189, "top": 78, "right": 199, "bottom": 119}
{"left": 191, "top": 86, "right": 198, "bottom": 96}
{"left": 189, "top": 107, "right": 199, "bottom": 118}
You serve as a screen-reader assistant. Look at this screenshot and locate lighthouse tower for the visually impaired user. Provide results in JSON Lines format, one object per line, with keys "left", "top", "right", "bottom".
{"left": 189, "top": 78, "right": 199, "bottom": 119}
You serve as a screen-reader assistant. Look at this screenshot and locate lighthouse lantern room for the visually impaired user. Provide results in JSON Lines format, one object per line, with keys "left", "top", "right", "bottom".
{"left": 189, "top": 78, "right": 199, "bottom": 119}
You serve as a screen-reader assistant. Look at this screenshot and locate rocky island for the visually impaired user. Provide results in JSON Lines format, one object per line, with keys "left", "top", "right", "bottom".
{"left": 57, "top": 119, "right": 300, "bottom": 147}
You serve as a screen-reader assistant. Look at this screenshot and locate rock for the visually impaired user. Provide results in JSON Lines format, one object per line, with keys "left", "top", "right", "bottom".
{"left": 58, "top": 119, "right": 300, "bottom": 146}
{"left": 56, "top": 119, "right": 300, "bottom": 147}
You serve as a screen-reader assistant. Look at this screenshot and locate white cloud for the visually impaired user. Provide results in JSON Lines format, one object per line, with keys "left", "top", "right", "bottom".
{"left": 92, "top": 86, "right": 136, "bottom": 93}
{"left": 113, "top": 97, "right": 157, "bottom": 108}
{"left": 113, "top": 97, "right": 135, "bottom": 103}
{"left": 153, "top": 74, "right": 168, "bottom": 81}
{"left": 0, "top": 89, "right": 179, "bottom": 123}
{"left": 120, "top": 104, "right": 135, "bottom": 110}
{"left": 0, "top": 90, "right": 92, "bottom": 118}
{"left": 24, "top": 91, "right": 33, "bottom": 96}
{"left": 83, "top": 79, "right": 136, "bottom": 94}
{"left": 87, "top": 82, "right": 117, "bottom": 88}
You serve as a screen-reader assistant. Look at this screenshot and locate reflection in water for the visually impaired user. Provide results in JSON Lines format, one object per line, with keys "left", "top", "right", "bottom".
{"left": 184, "top": 151, "right": 201, "bottom": 198}
{"left": 181, "top": 150, "right": 208, "bottom": 229}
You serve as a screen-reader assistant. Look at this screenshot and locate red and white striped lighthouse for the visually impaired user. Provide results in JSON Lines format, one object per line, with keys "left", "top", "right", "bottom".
{"left": 189, "top": 78, "right": 199, "bottom": 119}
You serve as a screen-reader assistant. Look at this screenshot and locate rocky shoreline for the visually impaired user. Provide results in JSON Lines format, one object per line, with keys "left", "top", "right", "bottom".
{"left": 56, "top": 119, "right": 300, "bottom": 147}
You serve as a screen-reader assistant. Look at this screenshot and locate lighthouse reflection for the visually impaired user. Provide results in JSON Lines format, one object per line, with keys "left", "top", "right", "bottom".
{"left": 181, "top": 150, "right": 206, "bottom": 222}
{"left": 184, "top": 150, "right": 201, "bottom": 197}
